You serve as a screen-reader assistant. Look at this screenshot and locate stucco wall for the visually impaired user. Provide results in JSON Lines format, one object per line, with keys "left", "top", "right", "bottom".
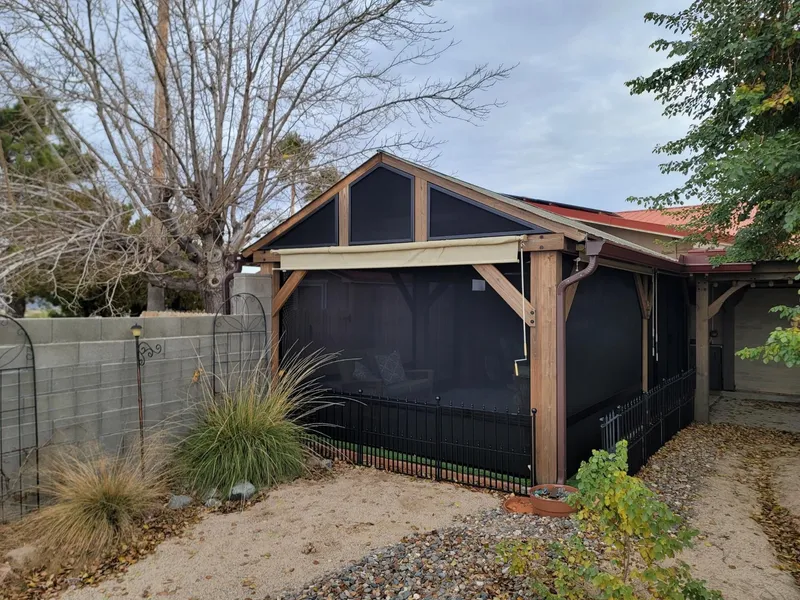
{"left": 734, "top": 287, "right": 800, "bottom": 396}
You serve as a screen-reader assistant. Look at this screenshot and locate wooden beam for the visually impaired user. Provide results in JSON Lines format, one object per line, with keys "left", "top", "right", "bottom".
{"left": 259, "top": 263, "right": 274, "bottom": 275}
{"left": 530, "top": 251, "right": 561, "bottom": 483}
{"left": 243, "top": 154, "right": 382, "bottom": 256}
{"left": 391, "top": 272, "right": 413, "bottom": 311}
{"left": 472, "top": 264, "right": 535, "bottom": 326}
{"left": 271, "top": 270, "right": 307, "bottom": 317}
{"left": 270, "top": 274, "right": 281, "bottom": 374}
{"left": 695, "top": 278, "right": 710, "bottom": 423}
{"left": 597, "top": 257, "right": 654, "bottom": 276}
{"left": 252, "top": 250, "right": 281, "bottom": 264}
{"left": 338, "top": 185, "right": 350, "bottom": 246}
{"left": 633, "top": 274, "right": 652, "bottom": 319}
{"left": 381, "top": 154, "right": 586, "bottom": 242}
{"left": 414, "top": 176, "right": 428, "bottom": 242}
{"left": 707, "top": 281, "right": 748, "bottom": 319}
{"left": 521, "top": 234, "right": 566, "bottom": 252}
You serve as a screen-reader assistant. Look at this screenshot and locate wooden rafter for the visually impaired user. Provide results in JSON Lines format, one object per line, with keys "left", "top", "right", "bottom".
{"left": 633, "top": 273, "right": 652, "bottom": 319}
{"left": 520, "top": 234, "right": 566, "bottom": 252}
{"left": 271, "top": 270, "right": 307, "bottom": 316}
{"left": 707, "top": 281, "right": 749, "bottom": 319}
{"left": 472, "top": 264, "right": 535, "bottom": 326}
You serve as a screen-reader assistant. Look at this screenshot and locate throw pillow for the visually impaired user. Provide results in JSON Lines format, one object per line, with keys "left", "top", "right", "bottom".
{"left": 352, "top": 360, "right": 374, "bottom": 382}
{"left": 375, "top": 350, "right": 406, "bottom": 385}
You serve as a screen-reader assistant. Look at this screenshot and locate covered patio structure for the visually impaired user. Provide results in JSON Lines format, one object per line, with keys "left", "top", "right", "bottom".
{"left": 243, "top": 152, "right": 692, "bottom": 483}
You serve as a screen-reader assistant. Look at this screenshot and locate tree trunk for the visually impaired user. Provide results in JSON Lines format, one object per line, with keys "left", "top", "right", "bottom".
{"left": 9, "top": 295, "right": 26, "bottom": 317}
{"left": 202, "top": 247, "right": 227, "bottom": 313}
{"left": 147, "top": 284, "right": 166, "bottom": 311}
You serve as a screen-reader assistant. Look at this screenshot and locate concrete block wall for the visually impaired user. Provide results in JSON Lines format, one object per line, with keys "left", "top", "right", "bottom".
{"left": 0, "top": 273, "right": 274, "bottom": 489}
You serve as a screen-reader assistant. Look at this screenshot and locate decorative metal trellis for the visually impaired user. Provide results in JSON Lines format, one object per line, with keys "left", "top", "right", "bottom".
{"left": 212, "top": 293, "right": 269, "bottom": 394}
{"left": 0, "top": 314, "right": 39, "bottom": 522}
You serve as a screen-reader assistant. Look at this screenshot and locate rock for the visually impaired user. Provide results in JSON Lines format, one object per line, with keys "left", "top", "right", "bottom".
{"left": 0, "top": 563, "right": 13, "bottom": 585}
{"left": 205, "top": 498, "right": 222, "bottom": 508}
{"left": 5, "top": 545, "right": 37, "bottom": 570}
{"left": 203, "top": 488, "right": 219, "bottom": 502}
{"left": 167, "top": 494, "right": 193, "bottom": 509}
{"left": 229, "top": 481, "right": 256, "bottom": 501}
{"left": 307, "top": 455, "right": 334, "bottom": 471}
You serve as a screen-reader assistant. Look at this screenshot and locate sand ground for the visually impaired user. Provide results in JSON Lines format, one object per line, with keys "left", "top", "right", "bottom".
{"left": 62, "top": 467, "right": 497, "bottom": 600}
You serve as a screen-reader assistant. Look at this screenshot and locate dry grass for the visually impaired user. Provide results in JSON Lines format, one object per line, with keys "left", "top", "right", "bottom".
{"left": 176, "top": 349, "right": 338, "bottom": 496}
{"left": 19, "top": 440, "right": 168, "bottom": 563}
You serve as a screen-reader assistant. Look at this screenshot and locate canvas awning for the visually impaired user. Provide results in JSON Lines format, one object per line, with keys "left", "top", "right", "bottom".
{"left": 274, "top": 235, "right": 526, "bottom": 271}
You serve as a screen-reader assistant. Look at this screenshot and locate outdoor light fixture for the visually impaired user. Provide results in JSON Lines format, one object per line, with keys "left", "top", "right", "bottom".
{"left": 130, "top": 323, "right": 142, "bottom": 338}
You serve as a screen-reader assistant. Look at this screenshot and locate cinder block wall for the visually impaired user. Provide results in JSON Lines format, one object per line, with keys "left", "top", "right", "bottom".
{"left": 0, "top": 274, "right": 274, "bottom": 480}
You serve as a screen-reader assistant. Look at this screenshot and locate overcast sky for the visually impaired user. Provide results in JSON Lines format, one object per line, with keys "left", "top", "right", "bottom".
{"left": 418, "top": 0, "right": 692, "bottom": 212}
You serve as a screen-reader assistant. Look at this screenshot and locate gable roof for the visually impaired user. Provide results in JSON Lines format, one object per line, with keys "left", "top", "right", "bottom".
{"left": 243, "top": 151, "right": 681, "bottom": 270}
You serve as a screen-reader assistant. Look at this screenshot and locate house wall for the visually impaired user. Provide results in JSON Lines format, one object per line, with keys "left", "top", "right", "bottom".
{"left": 734, "top": 287, "right": 800, "bottom": 396}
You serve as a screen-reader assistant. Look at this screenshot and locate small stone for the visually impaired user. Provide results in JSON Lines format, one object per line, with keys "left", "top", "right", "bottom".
{"left": 167, "top": 494, "right": 193, "bottom": 510}
{"left": 229, "top": 481, "right": 256, "bottom": 502}
{"left": 203, "top": 488, "right": 219, "bottom": 502}
{"left": 307, "top": 456, "right": 334, "bottom": 471}
{"left": 205, "top": 498, "right": 222, "bottom": 508}
{"left": 5, "top": 545, "right": 37, "bottom": 570}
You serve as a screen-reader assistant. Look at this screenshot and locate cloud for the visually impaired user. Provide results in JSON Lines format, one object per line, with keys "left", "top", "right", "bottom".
{"left": 414, "top": 0, "right": 692, "bottom": 211}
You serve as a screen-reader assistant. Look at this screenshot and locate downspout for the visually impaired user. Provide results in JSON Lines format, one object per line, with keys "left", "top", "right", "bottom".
{"left": 555, "top": 238, "right": 605, "bottom": 484}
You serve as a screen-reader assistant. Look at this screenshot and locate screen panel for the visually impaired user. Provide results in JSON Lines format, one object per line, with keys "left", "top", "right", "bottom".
{"left": 429, "top": 186, "right": 548, "bottom": 239}
{"left": 350, "top": 166, "right": 413, "bottom": 244}
{"left": 267, "top": 196, "right": 337, "bottom": 249}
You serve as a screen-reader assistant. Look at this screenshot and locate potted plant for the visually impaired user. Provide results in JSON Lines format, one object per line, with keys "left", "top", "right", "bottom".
{"left": 503, "top": 483, "right": 578, "bottom": 517}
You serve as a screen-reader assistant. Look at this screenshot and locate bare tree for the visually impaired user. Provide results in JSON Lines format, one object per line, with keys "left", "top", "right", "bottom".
{"left": 0, "top": 0, "right": 511, "bottom": 312}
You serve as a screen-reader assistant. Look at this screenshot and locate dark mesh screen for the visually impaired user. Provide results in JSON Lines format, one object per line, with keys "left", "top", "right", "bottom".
{"left": 280, "top": 265, "right": 531, "bottom": 413}
{"left": 565, "top": 265, "right": 642, "bottom": 475}
{"left": 654, "top": 273, "right": 689, "bottom": 381}
{"left": 267, "top": 197, "right": 337, "bottom": 249}
{"left": 429, "top": 187, "right": 548, "bottom": 239}
{"left": 350, "top": 166, "right": 413, "bottom": 244}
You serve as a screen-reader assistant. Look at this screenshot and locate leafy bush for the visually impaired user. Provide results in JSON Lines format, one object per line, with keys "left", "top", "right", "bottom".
{"left": 737, "top": 304, "right": 800, "bottom": 367}
{"left": 498, "top": 441, "right": 721, "bottom": 600}
{"left": 21, "top": 441, "right": 167, "bottom": 562}
{"left": 177, "top": 349, "right": 337, "bottom": 496}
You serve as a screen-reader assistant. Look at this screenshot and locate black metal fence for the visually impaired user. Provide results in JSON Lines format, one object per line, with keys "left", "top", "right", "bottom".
{"left": 0, "top": 315, "right": 39, "bottom": 522}
{"left": 599, "top": 370, "right": 695, "bottom": 474}
{"left": 307, "top": 393, "right": 536, "bottom": 494}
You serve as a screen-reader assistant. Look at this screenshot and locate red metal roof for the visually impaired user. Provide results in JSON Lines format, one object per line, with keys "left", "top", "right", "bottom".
{"left": 513, "top": 197, "right": 686, "bottom": 238}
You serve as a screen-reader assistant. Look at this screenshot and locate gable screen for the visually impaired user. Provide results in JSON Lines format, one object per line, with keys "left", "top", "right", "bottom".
{"left": 429, "top": 186, "right": 547, "bottom": 239}
{"left": 267, "top": 197, "right": 337, "bottom": 249}
{"left": 350, "top": 165, "right": 413, "bottom": 244}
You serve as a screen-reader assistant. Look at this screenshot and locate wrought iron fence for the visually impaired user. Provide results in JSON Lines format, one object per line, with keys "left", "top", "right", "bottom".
{"left": 599, "top": 370, "right": 695, "bottom": 474}
{"left": 0, "top": 315, "right": 39, "bottom": 521}
{"left": 306, "top": 392, "right": 536, "bottom": 494}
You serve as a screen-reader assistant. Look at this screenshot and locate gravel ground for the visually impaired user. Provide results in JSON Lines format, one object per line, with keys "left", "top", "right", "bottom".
{"left": 271, "top": 509, "right": 578, "bottom": 600}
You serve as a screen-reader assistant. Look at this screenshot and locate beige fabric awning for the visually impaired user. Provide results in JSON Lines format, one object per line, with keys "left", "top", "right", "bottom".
{"left": 274, "top": 235, "right": 526, "bottom": 271}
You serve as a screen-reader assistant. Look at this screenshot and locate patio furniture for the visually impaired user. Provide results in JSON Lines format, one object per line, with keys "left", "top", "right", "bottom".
{"left": 334, "top": 349, "right": 434, "bottom": 398}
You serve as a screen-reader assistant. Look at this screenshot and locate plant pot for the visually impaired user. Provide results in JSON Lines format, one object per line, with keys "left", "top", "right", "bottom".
{"left": 502, "top": 484, "right": 578, "bottom": 517}
{"left": 529, "top": 484, "right": 577, "bottom": 517}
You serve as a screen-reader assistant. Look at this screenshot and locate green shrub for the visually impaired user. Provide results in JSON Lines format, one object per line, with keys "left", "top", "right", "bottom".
{"left": 498, "top": 441, "right": 721, "bottom": 600}
{"left": 21, "top": 441, "right": 167, "bottom": 562}
{"left": 177, "top": 349, "right": 337, "bottom": 496}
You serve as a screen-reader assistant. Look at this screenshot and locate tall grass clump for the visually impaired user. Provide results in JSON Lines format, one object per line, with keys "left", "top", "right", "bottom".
{"left": 177, "top": 348, "right": 337, "bottom": 496}
{"left": 21, "top": 441, "right": 168, "bottom": 562}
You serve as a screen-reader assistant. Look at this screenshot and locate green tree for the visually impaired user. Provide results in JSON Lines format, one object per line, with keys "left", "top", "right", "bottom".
{"left": 627, "top": 0, "right": 800, "bottom": 366}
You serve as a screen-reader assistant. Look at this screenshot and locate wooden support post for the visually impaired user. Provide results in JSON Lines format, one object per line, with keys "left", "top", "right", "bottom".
{"left": 414, "top": 177, "right": 428, "bottom": 242}
{"left": 338, "top": 186, "right": 349, "bottom": 246}
{"left": 530, "top": 251, "right": 560, "bottom": 483}
{"left": 270, "top": 274, "right": 281, "bottom": 374}
{"left": 269, "top": 270, "right": 308, "bottom": 374}
{"left": 634, "top": 274, "right": 652, "bottom": 392}
{"left": 695, "top": 278, "right": 710, "bottom": 423}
